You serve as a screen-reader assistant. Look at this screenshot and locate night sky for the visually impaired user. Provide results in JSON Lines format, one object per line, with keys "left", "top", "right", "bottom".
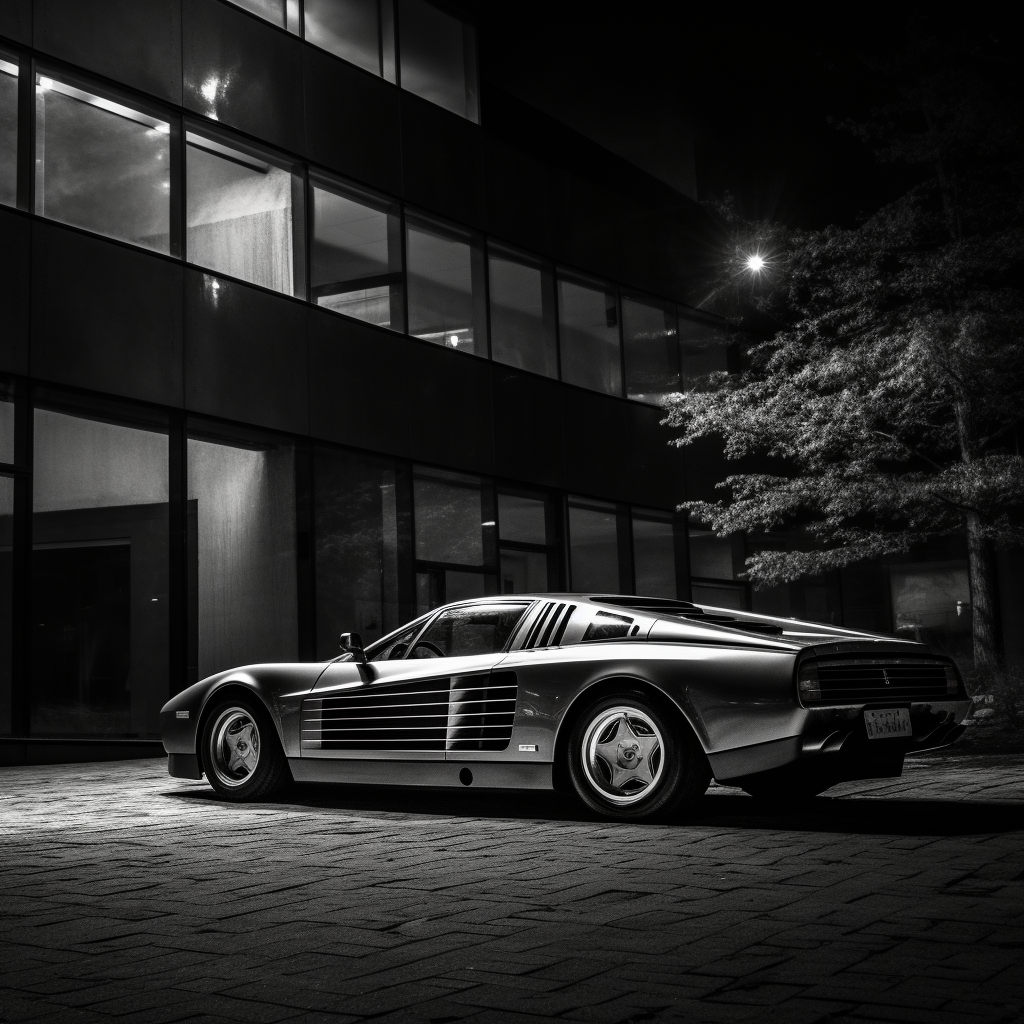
{"left": 472, "top": 3, "right": 922, "bottom": 229}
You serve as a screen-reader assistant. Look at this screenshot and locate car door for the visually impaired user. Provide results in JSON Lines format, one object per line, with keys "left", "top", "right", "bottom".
{"left": 301, "top": 601, "right": 532, "bottom": 761}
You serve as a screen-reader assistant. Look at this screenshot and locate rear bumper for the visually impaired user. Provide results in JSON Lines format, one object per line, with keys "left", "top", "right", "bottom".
{"left": 709, "top": 699, "right": 971, "bottom": 784}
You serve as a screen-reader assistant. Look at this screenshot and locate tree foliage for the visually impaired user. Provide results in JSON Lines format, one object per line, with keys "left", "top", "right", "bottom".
{"left": 663, "top": 19, "right": 1024, "bottom": 665}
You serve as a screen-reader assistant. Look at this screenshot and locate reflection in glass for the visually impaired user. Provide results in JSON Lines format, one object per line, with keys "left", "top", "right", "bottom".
{"left": 311, "top": 178, "right": 403, "bottom": 330}
{"left": 890, "top": 560, "right": 971, "bottom": 658}
{"left": 0, "top": 56, "right": 17, "bottom": 208}
{"left": 691, "top": 582, "right": 746, "bottom": 610}
{"left": 416, "top": 569, "right": 487, "bottom": 615}
{"left": 489, "top": 245, "right": 558, "bottom": 378}
{"left": 569, "top": 498, "right": 620, "bottom": 593}
{"left": 680, "top": 314, "right": 731, "bottom": 386}
{"left": 186, "top": 131, "right": 304, "bottom": 296}
{"left": 188, "top": 432, "right": 298, "bottom": 680}
{"left": 0, "top": 475, "right": 12, "bottom": 733}
{"left": 500, "top": 550, "right": 547, "bottom": 594}
{"left": 688, "top": 528, "right": 736, "bottom": 580}
{"left": 407, "top": 213, "right": 485, "bottom": 355}
{"left": 498, "top": 493, "right": 546, "bottom": 545}
{"left": 34, "top": 73, "right": 170, "bottom": 252}
{"left": 412, "top": 602, "right": 527, "bottom": 657}
{"left": 398, "top": 0, "right": 478, "bottom": 122}
{"left": 314, "top": 447, "right": 400, "bottom": 656}
{"left": 623, "top": 295, "right": 679, "bottom": 404}
{"left": 558, "top": 274, "right": 621, "bottom": 396}
{"left": 414, "top": 467, "right": 483, "bottom": 566}
{"left": 633, "top": 509, "right": 676, "bottom": 599}
{"left": 224, "top": 0, "right": 300, "bottom": 31}
{"left": 305, "top": 0, "right": 381, "bottom": 75}
{"left": 31, "top": 407, "right": 169, "bottom": 737}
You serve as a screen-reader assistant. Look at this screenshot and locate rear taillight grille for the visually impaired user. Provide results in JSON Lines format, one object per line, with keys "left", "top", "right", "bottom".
{"left": 800, "top": 659, "right": 959, "bottom": 705}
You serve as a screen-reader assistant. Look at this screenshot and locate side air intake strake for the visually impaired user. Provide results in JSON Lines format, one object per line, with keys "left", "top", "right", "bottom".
{"left": 301, "top": 671, "right": 518, "bottom": 752}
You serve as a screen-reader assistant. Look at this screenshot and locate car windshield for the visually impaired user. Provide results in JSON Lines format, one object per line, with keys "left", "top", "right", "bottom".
{"left": 408, "top": 603, "right": 530, "bottom": 659}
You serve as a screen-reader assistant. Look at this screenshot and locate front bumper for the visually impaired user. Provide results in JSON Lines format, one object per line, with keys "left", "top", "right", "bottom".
{"left": 709, "top": 699, "right": 971, "bottom": 784}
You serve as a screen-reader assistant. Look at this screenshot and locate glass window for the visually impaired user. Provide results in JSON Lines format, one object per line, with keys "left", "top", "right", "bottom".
{"left": 558, "top": 272, "right": 621, "bottom": 396}
{"left": 0, "top": 377, "right": 14, "bottom": 465}
{"left": 416, "top": 568, "right": 486, "bottom": 614}
{"left": 31, "top": 402, "right": 170, "bottom": 738}
{"left": 633, "top": 508, "right": 677, "bottom": 599}
{"left": 369, "top": 622, "right": 422, "bottom": 662}
{"left": 314, "top": 447, "right": 401, "bottom": 657}
{"left": 398, "top": 0, "right": 478, "bottom": 122}
{"left": 414, "top": 467, "right": 484, "bottom": 566}
{"left": 890, "top": 560, "right": 971, "bottom": 659}
{"left": 623, "top": 295, "right": 679, "bottom": 404}
{"left": 498, "top": 493, "right": 546, "bottom": 545}
{"left": 186, "top": 128, "right": 305, "bottom": 297}
{"left": 187, "top": 426, "right": 298, "bottom": 681}
{"left": 689, "top": 527, "right": 738, "bottom": 580}
{"left": 305, "top": 0, "right": 382, "bottom": 75}
{"left": 582, "top": 610, "right": 633, "bottom": 642}
{"left": 0, "top": 55, "right": 17, "bottom": 209}
{"left": 498, "top": 492, "right": 551, "bottom": 595}
{"left": 406, "top": 211, "right": 486, "bottom": 355}
{"left": 224, "top": 0, "right": 301, "bottom": 32}
{"left": 692, "top": 582, "right": 746, "bottom": 610}
{"left": 680, "top": 313, "right": 730, "bottom": 387}
{"left": 311, "top": 176, "right": 403, "bottom": 330}
{"left": 488, "top": 244, "right": 558, "bottom": 378}
{"left": 34, "top": 72, "right": 171, "bottom": 253}
{"left": 569, "top": 497, "right": 621, "bottom": 593}
{"left": 0, "top": 474, "right": 12, "bottom": 734}
{"left": 500, "top": 550, "right": 548, "bottom": 595}
{"left": 410, "top": 602, "right": 528, "bottom": 659}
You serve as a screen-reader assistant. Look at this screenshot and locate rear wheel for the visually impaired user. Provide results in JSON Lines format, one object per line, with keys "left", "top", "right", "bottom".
{"left": 567, "top": 692, "right": 710, "bottom": 822}
{"left": 200, "top": 698, "right": 291, "bottom": 801}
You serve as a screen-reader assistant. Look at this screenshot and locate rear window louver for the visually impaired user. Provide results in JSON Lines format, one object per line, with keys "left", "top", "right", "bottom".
{"left": 522, "top": 602, "right": 576, "bottom": 649}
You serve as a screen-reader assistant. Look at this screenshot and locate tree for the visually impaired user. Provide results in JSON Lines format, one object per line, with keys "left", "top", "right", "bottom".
{"left": 664, "top": 20, "right": 1024, "bottom": 669}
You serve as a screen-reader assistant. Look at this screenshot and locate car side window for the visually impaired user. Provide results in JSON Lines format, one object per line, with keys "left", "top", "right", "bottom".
{"left": 582, "top": 611, "right": 634, "bottom": 642}
{"left": 368, "top": 625, "right": 418, "bottom": 662}
{"left": 409, "top": 603, "right": 530, "bottom": 659}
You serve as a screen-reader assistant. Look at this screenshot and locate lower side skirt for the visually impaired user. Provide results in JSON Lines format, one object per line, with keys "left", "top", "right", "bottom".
{"left": 288, "top": 758, "right": 553, "bottom": 790}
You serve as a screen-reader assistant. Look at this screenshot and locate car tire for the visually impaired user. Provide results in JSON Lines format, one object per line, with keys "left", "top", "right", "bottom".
{"left": 200, "top": 697, "right": 291, "bottom": 802}
{"left": 567, "top": 691, "right": 710, "bottom": 822}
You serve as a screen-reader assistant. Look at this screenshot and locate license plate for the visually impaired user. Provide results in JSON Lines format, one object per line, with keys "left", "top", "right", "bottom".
{"left": 864, "top": 707, "right": 912, "bottom": 739}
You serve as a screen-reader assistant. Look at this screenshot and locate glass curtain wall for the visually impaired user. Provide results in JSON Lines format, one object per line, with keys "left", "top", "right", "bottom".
{"left": 311, "top": 175, "right": 403, "bottom": 330}
{"left": 632, "top": 507, "right": 677, "bottom": 598}
{"left": 680, "top": 314, "right": 731, "bottom": 387}
{"left": 558, "top": 271, "right": 622, "bottom": 396}
{"left": 406, "top": 211, "right": 487, "bottom": 355}
{"left": 498, "top": 491, "right": 553, "bottom": 594}
{"left": 187, "top": 425, "right": 298, "bottom": 681}
{"left": 31, "top": 400, "right": 170, "bottom": 738}
{"left": 489, "top": 244, "right": 558, "bottom": 378}
{"left": 0, "top": 474, "right": 12, "bottom": 734}
{"left": 568, "top": 497, "right": 622, "bottom": 593}
{"left": 398, "top": 0, "right": 478, "bottom": 122}
{"left": 186, "top": 127, "right": 305, "bottom": 297}
{"left": 623, "top": 295, "right": 679, "bottom": 404}
{"left": 689, "top": 525, "right": 746, "bottom": 609}
{"left": 225, "top": 0, "right": 301, "bottom": 33}
{"left": 34, "top": 71, "right": 171, "bottom": 252}
{"left": 305, "top": 0, "right": 389, "bottom": 77}
{"left": 0, "top": 54, "right": 17, "bottom": 208}
{"left": 314, "top": 447, "right": 402, "bottom": 657}
{"left": 413, "top": 466, "right": 494, "bottom": 611}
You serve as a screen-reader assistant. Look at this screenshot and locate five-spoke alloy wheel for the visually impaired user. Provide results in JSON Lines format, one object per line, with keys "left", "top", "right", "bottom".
{"left": 568, "top": 691, "right": 710, "bottom": 821}
{"left": 201, "top": 698, "right": 291, "bottom": 801}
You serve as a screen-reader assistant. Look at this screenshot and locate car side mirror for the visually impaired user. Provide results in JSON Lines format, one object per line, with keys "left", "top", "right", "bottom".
{"left": 339, "top": 632, "right": 367, "bottom": 665}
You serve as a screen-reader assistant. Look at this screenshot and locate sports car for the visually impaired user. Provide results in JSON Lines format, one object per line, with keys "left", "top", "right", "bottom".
{"left": 160, "top": 594, "right": 971, "bottom": 820}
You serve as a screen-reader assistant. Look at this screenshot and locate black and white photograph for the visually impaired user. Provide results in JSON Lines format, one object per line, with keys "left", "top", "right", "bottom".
{"left": 0, "top": 1, "right": 1021, "bottom": 1021}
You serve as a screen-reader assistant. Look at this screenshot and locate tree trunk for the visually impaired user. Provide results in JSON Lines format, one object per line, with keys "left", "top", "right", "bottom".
{"left": 966, "top": 511, "right": 1000, "bottom": 671}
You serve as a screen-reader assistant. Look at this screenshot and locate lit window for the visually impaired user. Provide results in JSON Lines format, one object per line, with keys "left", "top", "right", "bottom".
{"left": 558, "top": 272, "right": 622, "bottom": 396}
{"left": 406, "top": 211, "right": 486, "bottom": 356}
{"left": 398, "top": 0, "right": 478, "bottom": 122}
{"left": 489, "top": 244, "right": 558, "bottom": 379}
{"left": 622, "top": 295, "right": 679, "bottom": 404}
{"left": 0, "top": 55, "right": 18, "bottom": 208}
{"left": 311, "top": 175, "right": 403, "bottom": 330}
{"left": 186, "top": 127, "right": 305, "bottom": 296}
{"left": 34, "top": 72, "right": 171, "bottom": 253}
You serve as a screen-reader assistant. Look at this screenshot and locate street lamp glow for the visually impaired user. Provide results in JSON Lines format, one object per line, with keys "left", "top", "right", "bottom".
{"left": 746, "top": 254, "right": 765, "bottom": 272}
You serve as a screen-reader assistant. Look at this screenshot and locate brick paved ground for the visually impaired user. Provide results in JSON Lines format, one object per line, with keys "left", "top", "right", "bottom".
{"left": 1, "top": 753, "right": 1022, "bottom": 1024}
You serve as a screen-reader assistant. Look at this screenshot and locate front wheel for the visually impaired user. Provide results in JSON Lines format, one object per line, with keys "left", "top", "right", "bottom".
{"left": 200, "top": 698, "right": 291, "bottom": 801}
{"left": 567, "top": 692, "right": 710, "bottom": 821}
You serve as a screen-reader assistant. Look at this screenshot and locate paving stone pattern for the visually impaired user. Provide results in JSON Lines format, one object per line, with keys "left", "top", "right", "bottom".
{"left": 1, "top": 753, "right": 1023, "bottom": 1024}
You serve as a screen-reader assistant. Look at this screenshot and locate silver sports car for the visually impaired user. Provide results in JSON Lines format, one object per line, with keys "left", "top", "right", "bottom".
{"left": 160, "top": 595, "right": 971, "bottom": 820}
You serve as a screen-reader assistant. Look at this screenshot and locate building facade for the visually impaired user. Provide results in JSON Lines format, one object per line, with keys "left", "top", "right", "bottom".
{"left": 2, "top": 0, "right": 1017, "bottom": 765}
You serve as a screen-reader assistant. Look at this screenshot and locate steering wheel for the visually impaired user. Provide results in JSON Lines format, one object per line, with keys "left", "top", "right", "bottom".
{"left": 410, "top": 641, "right": 445, "bottom": 659}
